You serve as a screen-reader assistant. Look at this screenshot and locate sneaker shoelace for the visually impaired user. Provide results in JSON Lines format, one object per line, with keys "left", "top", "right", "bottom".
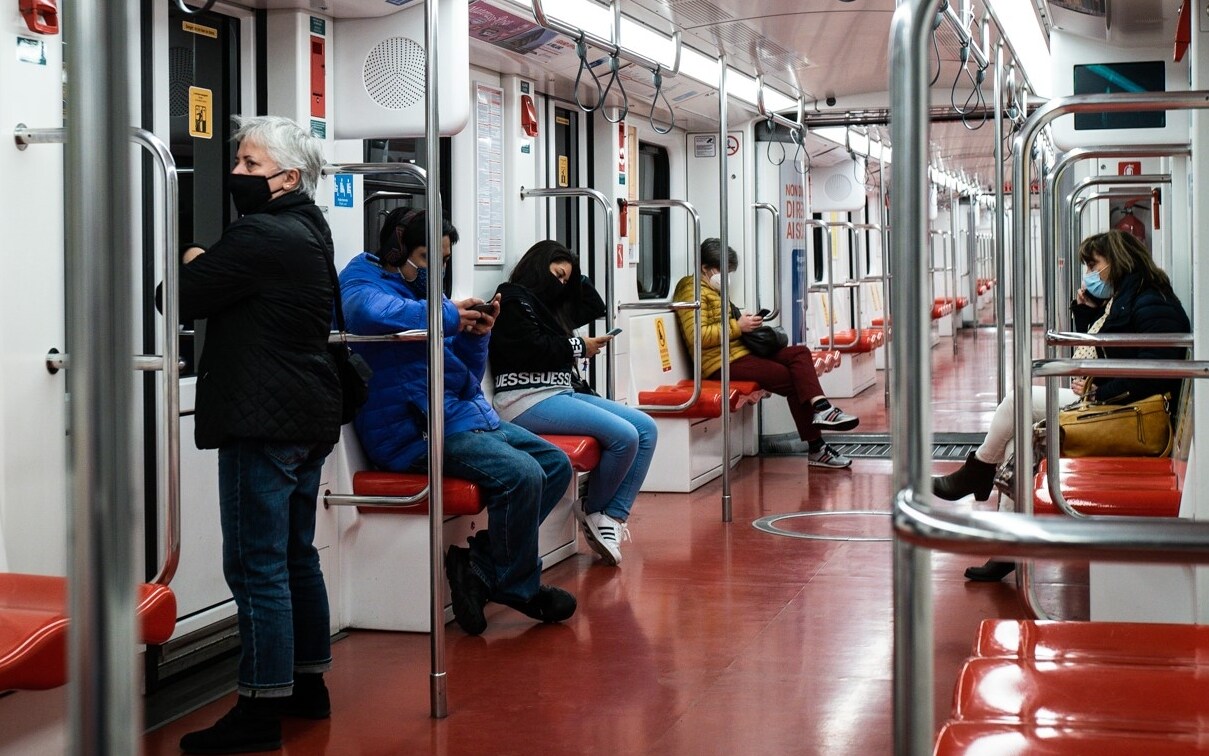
{"left": 597, "top": 518, "right": 631, "bottom": 545}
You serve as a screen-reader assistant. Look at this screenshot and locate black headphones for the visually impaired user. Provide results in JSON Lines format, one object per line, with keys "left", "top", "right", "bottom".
{"left": 382, "top": 208, "right": 425, "bottom": 266}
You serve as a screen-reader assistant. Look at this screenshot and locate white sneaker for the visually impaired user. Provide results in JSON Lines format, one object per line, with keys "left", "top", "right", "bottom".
{"left": 580, "top": 509, "right": 630, "bottom": 566}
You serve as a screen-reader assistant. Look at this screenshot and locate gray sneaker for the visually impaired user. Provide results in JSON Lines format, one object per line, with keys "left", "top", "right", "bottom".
{"left": 807, "top": 443, "right": 852, "bottom": 469}
{"left": 813, "top": 405, "right": 860, "bottom": 431}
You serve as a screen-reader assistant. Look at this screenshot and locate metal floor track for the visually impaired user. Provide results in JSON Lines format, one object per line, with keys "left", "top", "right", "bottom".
{"left": 761, "top": 432, "right": 983, "bottom": 460}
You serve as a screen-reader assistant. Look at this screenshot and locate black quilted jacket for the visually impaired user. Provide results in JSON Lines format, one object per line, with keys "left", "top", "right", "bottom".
{"left": 180, "top": 192, "right": 341, "bottom": 449}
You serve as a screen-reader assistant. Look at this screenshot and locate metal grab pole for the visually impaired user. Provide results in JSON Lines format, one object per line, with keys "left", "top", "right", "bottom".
{"left": 15, "top": 125, "right": 183, "bottom": 587}
{"left": 424, "top": 0, "right": 448, "bottom": 721}
{"left": 1045, "top": 146, "right": 1188, "bottom": 333}
{"left": 889, "top": 2, "right": 940, "bottom": 753}
{"left": 619, "top": 199, "right": 704, "bottom": 413}
{"left": 520, "top": 187, "right": 617, "bottom": 398}
{"left": 993, "top": 43, "right": 1007, "bottom": 403}
{"left": 66, "top": 0, "right": 138, "bottom": 753}
{"left": 718, "top": 54, "right": 732, "bottom": 524}
{"left": 751, "top": 202, "right": 783, "bottom": 320}
{"left": 131, "top": 128, "right": 182, "bottom": 587}
{"left": 810, "top": 220, "right": 867, "bottom": 351}
{"left": 1009, "top": 90, "right": 1209, "bottom": 573}
{"left": 803, "top": 218, "right": 836, "bottom": 350}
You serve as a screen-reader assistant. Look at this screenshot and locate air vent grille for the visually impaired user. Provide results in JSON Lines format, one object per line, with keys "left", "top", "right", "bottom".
{"left": 169, "top": 46, "right": 194, "bottom": 119}
{"left": 668, "top": 0, "right": 734, "bottom": 26}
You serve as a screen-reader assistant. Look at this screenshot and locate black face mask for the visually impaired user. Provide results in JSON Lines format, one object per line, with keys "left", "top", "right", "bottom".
{"left": 228, "top": 170, "right": 286, "bottom": 216}
{"left": 533, "top": 271, "right": 568, "bottom": 306}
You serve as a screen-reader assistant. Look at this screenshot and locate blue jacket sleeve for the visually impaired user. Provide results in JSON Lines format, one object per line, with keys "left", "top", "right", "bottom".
{"left": 449, "top": 331, "right": 490, "bottom": 382}
{"left": 342, "top": 278, "right": 461, "bottom": 335}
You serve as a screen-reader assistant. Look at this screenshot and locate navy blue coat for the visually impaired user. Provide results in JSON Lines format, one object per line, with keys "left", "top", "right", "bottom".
{"left": 1072, "top": 270, "right": 1190, "bottom": 405}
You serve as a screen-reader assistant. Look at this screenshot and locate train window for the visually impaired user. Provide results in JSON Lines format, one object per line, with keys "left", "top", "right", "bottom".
{"left": 637, "top": 142, "right": 670, "bottom": 299}
{"left": 1073, "top": 61, "right": 1166, "bottom": 130}
{"left": 362, "top": 137, "right": 453, "bottom": 254}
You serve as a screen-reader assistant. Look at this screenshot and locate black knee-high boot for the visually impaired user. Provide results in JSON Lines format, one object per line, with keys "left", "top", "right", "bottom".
{"left": 933, "top": 451, "right": 997, "bottom": 501}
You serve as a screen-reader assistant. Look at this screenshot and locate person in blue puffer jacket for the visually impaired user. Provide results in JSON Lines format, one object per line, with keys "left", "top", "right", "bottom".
{"left": 339, "top": 208, "right": 575, "bottom": 636}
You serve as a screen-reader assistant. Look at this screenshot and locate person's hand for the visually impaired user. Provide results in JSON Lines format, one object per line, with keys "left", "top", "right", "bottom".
{"left": 583, "top": 334, "right": 613, "bottom": 357}
{"left": 182, "top": 246, "right": 206, "bottom": 264}
{"left": 1075, "top": 287, "right": 1102, "bottom": 308}
{"left": 737, "top": 313, "right": 764, "bottom": 333}
{"left": 1070, "top": 377, "right": 1092, "bottom": 397}
{"left": 454, "top": 294, "right": 500, "bottom": 336}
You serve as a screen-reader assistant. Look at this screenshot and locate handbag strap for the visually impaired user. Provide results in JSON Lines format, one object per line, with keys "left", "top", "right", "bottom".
{"left": 289, "top": 212, "right": 348, "bottom": 336}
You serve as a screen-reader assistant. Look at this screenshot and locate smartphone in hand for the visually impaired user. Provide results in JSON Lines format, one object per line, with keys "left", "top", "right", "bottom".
{"left": 755, "top": 308, "right": 771, "bottom": 318}
{"left": 605, "top": 327, "right": 623, "bottom": 337}
{"left": 468, "top": 302, "right": 496, "bottom": 314}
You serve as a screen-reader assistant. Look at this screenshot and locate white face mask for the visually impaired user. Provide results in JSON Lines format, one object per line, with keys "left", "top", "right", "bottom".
{"left": 706, "top": 271, "right": 726, "bottom": 291}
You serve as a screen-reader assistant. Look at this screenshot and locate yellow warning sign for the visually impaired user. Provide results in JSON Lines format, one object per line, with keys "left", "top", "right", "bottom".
{"left": 183, "top": 20, "right": 218, "bottom": 39}
{"left": 655, "top": 319, "right": 672, "bottom": 372}
{"left": 557, "top": 155, "right": 569, "bottom": 187}
{"left": 188, "top": 87, "right": 213, "bottom": 140}
{"left": 818, "top": 293, "right": 833, "bottom": 325}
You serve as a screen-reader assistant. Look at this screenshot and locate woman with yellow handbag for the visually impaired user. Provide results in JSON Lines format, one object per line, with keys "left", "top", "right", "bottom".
{"left": 931, "top": 230, "right": 1190, "bottom": 581}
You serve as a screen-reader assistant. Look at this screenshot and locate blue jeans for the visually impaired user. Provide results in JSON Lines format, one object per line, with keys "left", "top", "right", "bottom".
{"left": 218, "top": 439, "right": 334, "bottom": 698}
{"left": 424, "top": 422, "right": 572, "bottom": 604}
{"left": 513, "top": 392, "right": 657, "bottom": 521}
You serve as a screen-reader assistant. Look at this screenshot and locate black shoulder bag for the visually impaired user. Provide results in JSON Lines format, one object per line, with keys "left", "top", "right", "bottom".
{"left": 327, "top": 267, "right": 374, "bottom": 425}
{"left": 731, "top": 304, "right": 788, "bottom": 358}
{"left": 294, "top": 212, "right": 374, "bottom": 425}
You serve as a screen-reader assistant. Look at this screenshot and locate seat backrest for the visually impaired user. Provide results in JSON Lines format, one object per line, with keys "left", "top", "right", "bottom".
{"left": 627, "top": 311, "right": 692, "bottom": 395}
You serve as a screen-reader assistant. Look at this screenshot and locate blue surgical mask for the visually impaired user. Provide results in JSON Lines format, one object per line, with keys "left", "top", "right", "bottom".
{"left": 405, "top": 259, "right": 429, "bottom": 297}
{"left": 1083, "top": 269, "right": 1112, "bottom": 300}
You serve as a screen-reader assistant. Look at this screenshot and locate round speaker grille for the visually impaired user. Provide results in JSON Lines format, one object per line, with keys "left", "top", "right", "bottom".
{"left": 825, "top": 172, "right": 853, "bottom": 202}
{"left": 363, "top": 37, "right": 425, "bottom": 110}
{"left": 169, "top": 46, "right": 195, "bottom": 119}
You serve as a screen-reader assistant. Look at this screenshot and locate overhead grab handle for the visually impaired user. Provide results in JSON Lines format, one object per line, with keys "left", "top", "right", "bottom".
{"left": 174, "top": 0, "right": 218, "bottom": 15}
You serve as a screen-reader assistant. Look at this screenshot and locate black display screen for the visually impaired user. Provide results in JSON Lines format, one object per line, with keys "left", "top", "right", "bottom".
{"left": 1073, "top": 61, "right": 1166, "bottom": 130}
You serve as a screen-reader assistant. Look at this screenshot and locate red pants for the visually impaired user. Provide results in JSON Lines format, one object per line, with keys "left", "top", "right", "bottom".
{"left": 712, "top": 345, "right": 825, "bottom": 442}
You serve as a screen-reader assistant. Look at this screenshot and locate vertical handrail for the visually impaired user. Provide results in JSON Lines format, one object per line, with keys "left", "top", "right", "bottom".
{"left": 718, "top": 54, "right": 732, "bottom": 524}
{"left": 993, "top": 43, "right": 1007, "bottom": 403}
{"left": 751, "top": 202, "right": 782, "bottom": 320}
{"left": 519, "top": 186, "right": 617, "bottom": 398}
{"left": 803, "top": 218, "right": 836, "bottom": 350}
{"left": 889, "top": 2, "right": 940, "bottom": 752}
{"left": 16, "top": 125, "right": 183, "bottom": 589}
{"left": 423, "top": 0, "right": 448, "bottom": 720}
{"left": 618, "top": 199, "right": 704, "bottom": 413}
{"left": 131, "top": 128, "right": 182, "bottom": 587}
{"left": 948, "top": 187, "right": 959, "bottom": 355}
{"left": 873, "top": 130, "right": 892, "bottom": 409}
{"left": 1011, "top": 95, "right": 1209, "bottom": 607}
{"left": 66, "top": 0, "right": 138, "bottom": 753}
{"left": 822, "top": 219, "right": 867, "bottom": 350}
{"left": 1046, "top": 146, "right": 1188, "bottom": 333}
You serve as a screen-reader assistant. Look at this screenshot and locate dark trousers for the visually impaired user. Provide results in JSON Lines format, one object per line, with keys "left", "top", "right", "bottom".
{"left": 718, "top": 345, "right": 825, "bottom": 442}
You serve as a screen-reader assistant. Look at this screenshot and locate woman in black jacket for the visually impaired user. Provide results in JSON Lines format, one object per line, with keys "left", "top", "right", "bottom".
{"left": 935, "top": 230, "right": 1190, "bottom": 581}
{"left": 489, "top": 241, "right": 656, "bottom": 567}
{"left": 177, "top": 115, "right": 341, "bottom": 754}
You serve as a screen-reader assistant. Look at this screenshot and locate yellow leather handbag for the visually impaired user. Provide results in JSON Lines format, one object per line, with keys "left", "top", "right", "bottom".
{"left": 1058, "top": 393, "right": 1173, "bottom": 458}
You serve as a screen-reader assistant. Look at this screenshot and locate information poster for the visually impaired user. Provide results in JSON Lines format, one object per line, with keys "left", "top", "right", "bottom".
{"left": 474, "top": 82, "right": 505, "bottom": 265}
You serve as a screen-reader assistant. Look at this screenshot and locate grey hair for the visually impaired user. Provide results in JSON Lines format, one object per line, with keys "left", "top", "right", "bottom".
{"left": 700, "top": 238, "right": 739, "bottom": 272}
{"left": 231, "top": 115, "right": 325, "bottom": 198}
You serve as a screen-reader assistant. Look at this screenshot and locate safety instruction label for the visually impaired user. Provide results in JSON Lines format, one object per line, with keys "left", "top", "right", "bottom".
{"left": 333, "top": 174, "right": 353, "bottom": 208}
{"left": 693, "top": 135, "right": 716, "bottom": 158}
{"left": 188, "top": 87, "right": 213, "bottom": 139}
{"left": 183, "top": 21, "right": 218, "bottom": 39}
{"left": 557, "top": 155, "right": 569, "bottom": 187}
{"left": 655, "top": 319, "right": 672, "bottom": 372}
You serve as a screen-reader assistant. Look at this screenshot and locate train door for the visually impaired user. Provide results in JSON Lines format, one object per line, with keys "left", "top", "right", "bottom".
{"left": 146, "top": 2, "right": 251, "bottom": 690}
{"left": 551, "top": 106, "right": 580, "bottom": 250}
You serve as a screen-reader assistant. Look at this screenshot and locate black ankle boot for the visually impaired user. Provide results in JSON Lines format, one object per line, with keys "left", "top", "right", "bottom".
{"left": 964, "top": 560, "right": 1016, "bottom": 582}
{"left": 933, "top": 451, "right": 997, "bottom": 501}
{"left": 282, "top": 672, "right": 330, "bottom": 720}
{"left": 179, "top": 695, "right": 282, "bottom": 754}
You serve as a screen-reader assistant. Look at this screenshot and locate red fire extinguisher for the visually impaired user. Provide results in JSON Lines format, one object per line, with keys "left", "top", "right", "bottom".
{"left": 1113, "top": 206, "right": 1146, "bottom": 243}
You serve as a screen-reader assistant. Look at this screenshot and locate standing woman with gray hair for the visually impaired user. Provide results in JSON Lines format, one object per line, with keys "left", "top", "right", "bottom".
{"left": 176, "top": 115, "right": 342, "bottom": 754}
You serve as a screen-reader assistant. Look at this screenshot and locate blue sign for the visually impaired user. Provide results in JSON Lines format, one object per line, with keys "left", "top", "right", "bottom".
{"left": 334, "top": 174, "right": 354, "bottom": 208}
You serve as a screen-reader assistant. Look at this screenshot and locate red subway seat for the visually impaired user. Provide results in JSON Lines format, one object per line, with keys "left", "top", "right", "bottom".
{"left": 354, "top": 435, "right": 602, "bottom": 515}
{"left": 0, "top": 573, "right": 176, "bottom": 691}
{"left": 935, "top": 721, "right": 1209, "bottom": 755}
{"left": 819, "top": 329, "right": 884, "bottom": 352}
{"left": 1032, "top": 457, "right": 1181, "bottom": 517}
{"left": 637, "top": 379, "right": 767, "bottom": 419}
{"left": 973, "top": 619, "right": 1209, "bottom": 666}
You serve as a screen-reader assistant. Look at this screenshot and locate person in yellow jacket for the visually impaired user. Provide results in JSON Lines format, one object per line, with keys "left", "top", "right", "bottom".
{"left": 672, "top": 238, "right": 859, "bottom": 468}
